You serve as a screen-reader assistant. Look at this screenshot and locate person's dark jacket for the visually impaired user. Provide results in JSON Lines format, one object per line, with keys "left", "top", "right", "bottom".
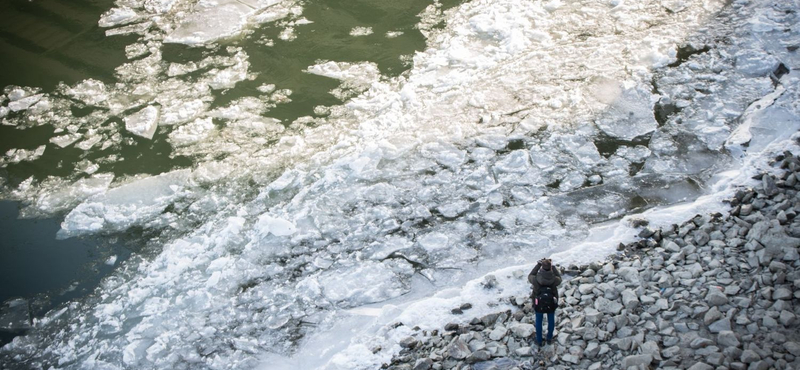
{"left": 528, "top": 262, "right": 562, "bottom": 299}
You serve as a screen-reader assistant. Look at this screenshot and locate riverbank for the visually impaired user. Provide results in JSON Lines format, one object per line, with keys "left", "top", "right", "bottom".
{"left": 386, "top": 149, "right": 800, "bottom": 370}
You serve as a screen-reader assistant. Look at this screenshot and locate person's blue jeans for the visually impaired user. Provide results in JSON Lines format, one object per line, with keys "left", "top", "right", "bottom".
{"left": 535, "top": 311, "right": 555, "bottom": 345}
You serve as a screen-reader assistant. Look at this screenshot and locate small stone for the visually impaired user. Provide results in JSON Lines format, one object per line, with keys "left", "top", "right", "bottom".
{"left": 413, "top": 358, "right": 433, "bottom": 370}
{"left": 784, "top": 342, "right": 800, "bottom": 356}
{"left": 664, "top": 240, "right": 681, "bottom": 252}
{"left": 489, "top": 327, "right": 508, "bottom": 341}
{"left": 465, "top": 350, "right": 490, "bottom": 364}
{"left": 704, "top": 307, "right": 722, "bottom": 325}
{"left": 779, "top": 310, "right": 796, "bottom": 326}
{"left": 595, "top": 297, "right": 623, "bottom": 314}
{"left": 622, "top": 354, "right": 653, "bottom": 368}
{"left": 687, "top": 363, "right": 714, "bottom": 370}
{"left": 706, "top": 289, "right": 728, "bottom": 306}
{"left": 762, "top": 316, "right": 777, "bottom": 328}
{"left": 562, "top": 354, "right": 580, "bottom": 364}
{"left": 691, "top": 337, "right": 715, "bottom": 349}
{"left": 509, "top": 323, "right": 535, "bottom": 338}
{"left": 621, "top": 290, "right": 639, "bottom": 310}
{"left": 585, "top": 342, "right": 600, "bottom": 358}
{"left": 694, "top": 231, "right": 711, "bottom": 246}
{"left": 444, "top": 323, "right": 460, "bottom": 331}
{"left": 400, "top": 337, "right": 419, "bottom": 349}
{"left": 773, "top": 287, "right": 792, "bottom": 300}
{"left": 717, "top": 331, "right": 740, "bottom": 348}
{"left": 617, "top": 267, "right": 641, "bottom": 283}
{"left": 446, "top": 339, "right": 472, "bottom": 360}
{"left": 740, "top": 349, "right": 761, "bottom": 364}
{"left": 514, "top": 346, "right": 532, "bottom": 357}
{"left": 709, "top": 317, "right": 732, "bottom": 333}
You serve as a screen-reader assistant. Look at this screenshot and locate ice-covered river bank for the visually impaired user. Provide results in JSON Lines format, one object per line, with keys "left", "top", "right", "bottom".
{"left": 1, "top": 0, "right": 799, "bottom": 369}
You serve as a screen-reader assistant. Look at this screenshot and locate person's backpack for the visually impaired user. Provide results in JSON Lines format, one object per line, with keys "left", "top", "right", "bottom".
{"left": 534, "top": 285, "right": 557, "bottom": 313}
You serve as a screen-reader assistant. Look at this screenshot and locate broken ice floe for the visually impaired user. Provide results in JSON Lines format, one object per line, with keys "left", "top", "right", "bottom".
{"left": 58, "top": 169, "right": 191, "bottom": 238}
{"left": 124, "top": 106, "right": 160, "bottom": 140}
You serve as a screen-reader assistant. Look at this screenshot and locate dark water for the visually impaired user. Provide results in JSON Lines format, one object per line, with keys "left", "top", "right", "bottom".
{"left": 0, "top": 201, "right": 133, "bottom": 346}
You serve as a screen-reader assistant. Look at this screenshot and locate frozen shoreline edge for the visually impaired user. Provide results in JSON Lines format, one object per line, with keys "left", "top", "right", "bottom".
{"left": 375, "top": 145, "right": 800, "bottom": 370}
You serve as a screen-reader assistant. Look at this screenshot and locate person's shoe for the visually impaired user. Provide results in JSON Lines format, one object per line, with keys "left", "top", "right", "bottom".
{"left": 546, "top": 339, "right": 553, "bottom": 345}
{"left": 535, "top": 340, "right": 543, "bottom": 347}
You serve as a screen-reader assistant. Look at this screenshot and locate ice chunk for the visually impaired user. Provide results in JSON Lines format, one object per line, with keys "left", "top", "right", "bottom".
{"left": 349, "top": 27, "right": 373, "bottom": 36}
{"left": 3, "top": 145, "right": 46, "bottom": 164}
{"left": 58, "top": 169, "right": 191, "bottom": 237}
{"left": 255, "top": 214, "right": 297, "bottom": 237}
{"left": 595, "top": 87, "right": 658, "bottom": 141}
{"left": 159, "top": 99, "right": 207, "bottom": 126}
{"left": 144, "top": 0, "right": 178, "bottom": 14}
{"left": 105, "top": 255, "right": 118, "bottom": 266}
{"left": 418, "top": 232, "right": 449, "bottom": 252}
{"left": 494, "top": 150, "right": 531, "bottom": 173}
{"left": 419, "top": 142, "right": 466, "bottom": 170}
{"left": 125, "top": 106, "right": 160, "bottom": 140}
{"left": 165, "top": 0, "right": 289, "bottom": 45}
{"left": 99, "top": 7, "right": 140, "bottom": 28}
{"left": 66, "top": 79, "right": 108, "bottom": 106}
{"left": 305, "top": 61, "right": 381, "bottom": 86}
{"left": 319, "top": 262, "right": 406, "bottom": 305}
{"left": 8, "top": 94, "right": 44, "bottom": 112}
{"left": 168, "top": 117, "right": 215, "bottom": 146}
{"left": 735, "top": 49, "right": 780, "bottom": 77}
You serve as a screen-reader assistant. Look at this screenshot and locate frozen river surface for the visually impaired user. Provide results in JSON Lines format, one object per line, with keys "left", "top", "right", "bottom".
{"left": 1, "top": 0, "right": 800, "bottom": 368}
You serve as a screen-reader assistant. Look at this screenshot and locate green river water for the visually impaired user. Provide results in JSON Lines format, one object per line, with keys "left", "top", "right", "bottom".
{"left": 0, "top": 0, "right": 461, "bottom": 342}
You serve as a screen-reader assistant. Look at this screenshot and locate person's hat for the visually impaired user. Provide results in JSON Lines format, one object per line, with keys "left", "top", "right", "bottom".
{"left": 542, "top": 259, "right": 552, "bottom": 270}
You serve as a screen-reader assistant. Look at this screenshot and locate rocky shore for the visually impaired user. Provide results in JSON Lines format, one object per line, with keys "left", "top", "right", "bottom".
{"left": 385, "top": 150, "right": 800, "bottom": 370}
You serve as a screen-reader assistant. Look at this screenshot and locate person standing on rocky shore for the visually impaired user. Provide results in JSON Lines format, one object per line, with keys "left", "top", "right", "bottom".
{"left": 528, "top": 258, "right": 562, "bottom": 347}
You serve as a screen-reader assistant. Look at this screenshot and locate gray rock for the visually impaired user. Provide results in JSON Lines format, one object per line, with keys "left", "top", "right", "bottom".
{"left": 763, "top": 175, "right": 778, "bottom": 196}
{"left": 705, "top": 289, "right": 729, "bottom": 306}
{"left": 691, "top": 337, "right": 715, "bottom": 349}
{"left": 704, "top": 307, "right": 722, "bottom": 325}
{"left": 400, "top": 337, "right": 419, "bottom": 349}
{"left": 762, "top": 316, "right": 777, "bottom": 328}
{"left": 640, "top": 341, "right": 661, "bottom": 360}
{"left": 465, "top": 350, "right": 491, "bottom": 364}
{"left": 784, "top": 342, "right": 800, "bottom": 356}
{"left": 621, "top": 289, "right": 639, "bottom": 310}
{"left": 717, "top": 331, "right": 740, "bottom": 348}
{"left": 578, "top": 284, "right": 595, "bottom": 295}
{"left": 562, "top": 354, "right": 580, "bottom": 364}
{"left": 617, "top": 267, "right": 641, "bottom": 283}
{"left": 584, "top": 308, "right": 603, "bottom": 325}
{"left": 488, "top": 327, "right": 508, "bottom": 341}
{"left": 694, "top": 231, "right": 711, "bottom": 246}
{"left": 748, "top": 360, "right": 770, "bottom": 370}
{"left": 446, "top": 339, "right": 472, "bottom": 360}
{"left": 768, "top": 261, "right": 787, "bottom": 272}
{"left": 509, "top": 323, "right": 534, "bottom": 338}
{"left": 740, "top": 349, "right": 761, "bottom": 364}
{"left": 780, "top": 310, "right": 797, "bottom": 326}
{"left": 773, "top": 287, "right": 792, "bottom": 300}
{"left": 663, "top": 346, "right": 681, "bottom": 358}
{"left": 414, "top": 358, "right": 433, "bottom": 370}
{"left": 664, "top": 240, "right": 681, "bottom": 252}
{"left": 585, "top": 342, "right": 600, "bottom": 358}
{"left": 622, "top": 354, "right": 653, "bottom": 368}
{"left": 687, "top": 363, "right": 714, "bottom": 370}
{"left": 594, "top": 297, "right": 623, "bottom": 315}
{"left": 709, "top": 317, "right": 732, "bottom": 333}
{"left": 514, "top": 346, "right": 532, "bottom": 357}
